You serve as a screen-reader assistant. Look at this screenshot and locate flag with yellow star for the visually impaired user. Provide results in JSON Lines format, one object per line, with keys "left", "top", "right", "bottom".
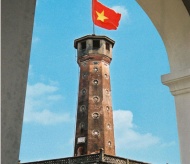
{"left": 92, "top": 0, "right": 121, "bottom": 30}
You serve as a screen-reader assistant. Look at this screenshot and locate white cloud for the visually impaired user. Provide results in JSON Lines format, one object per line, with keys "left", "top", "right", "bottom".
{"left": 25, "top": 109, "right": 70, "bottom": 125}
{"left": 27, "top": 83, "right": 58, "bottom": 97}
{"left": 160, "top": 141, "right": 176, "bottom": 148}
{"left": 114, "top": 110, "right": 160, "bottom": 150}
{"left": 32, "top": 36, "right": 40, "bottom": 44}
{"left": 47, "top": 95, "right": 63, "bottom": 101}
{"left": 24, "top": 82, "right": 71, "bottom": 125}
{"left": 114, "top": 110, "right": 176, "bottom": 152}
{"left": 28, "top": 65, "right": 34, "bottom": 79}
{"left": 112, "top": 6, "right": 129, "bottom": 21}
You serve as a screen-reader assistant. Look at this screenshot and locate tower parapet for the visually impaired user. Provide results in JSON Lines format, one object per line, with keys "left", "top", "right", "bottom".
{"left": 74, "top": 35, "right": 115, "bottom": 64}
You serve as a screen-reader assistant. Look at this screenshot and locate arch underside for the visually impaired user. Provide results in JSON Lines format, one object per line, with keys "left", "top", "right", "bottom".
{"left": 136, "top": 1, "right": 190, "bottom": 164}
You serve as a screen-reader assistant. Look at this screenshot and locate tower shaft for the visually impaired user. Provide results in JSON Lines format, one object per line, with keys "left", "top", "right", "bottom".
{"left": 74, "top": 35, "right": 115, "bottom": 156}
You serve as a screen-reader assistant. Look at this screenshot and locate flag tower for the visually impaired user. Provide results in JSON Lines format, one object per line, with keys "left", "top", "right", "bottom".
{"left": 20, "top": 1, "right": 149, "bottom": 163}
{"left": 74, "top": 35, "right": 115, "bottom": 156}
{"left": 20, "top": 35, "right": 150, "bottom": 163}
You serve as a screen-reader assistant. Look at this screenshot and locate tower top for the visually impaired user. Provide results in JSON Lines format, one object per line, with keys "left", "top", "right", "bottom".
{"left": 74, "top": 34, "right": 115, "bottom": 49}
{"left": 74, "top": 35, "right": 115, "bottom": 64}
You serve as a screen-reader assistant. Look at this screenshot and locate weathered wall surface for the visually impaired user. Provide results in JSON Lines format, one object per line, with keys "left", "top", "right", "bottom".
{"left": 2, "top": 1, "right": 36, "bottom": 164}
{"left": 74, "top": 36, "right": 115, "bottom": 156}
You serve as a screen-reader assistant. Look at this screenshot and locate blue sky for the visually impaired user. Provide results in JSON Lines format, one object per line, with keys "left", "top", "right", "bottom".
{"left": 19, "top": 0, "right": 180, "bottom": 164}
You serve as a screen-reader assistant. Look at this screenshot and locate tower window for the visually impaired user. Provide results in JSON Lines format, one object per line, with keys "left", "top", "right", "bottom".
{"left": 105, "top": 89, "right": 109, "bottom": 94}
{"left": 106, "top": 42, "right": 110, "bottom": 51}
{"left": 81, "top": 89, "right": 86, "bottom": 95}
{"left": 92, "top": 130, "right": 100, "bottom": 136}
{"left": 92, "top": 112, "right": 100, "bottom": 119}
{"left": 81, "top": 41, "right": 86, "bottom": 50}
{"left": 80, "top": 105, "right": 86, "bottom": 112}
{"left": 80, "top": 122, "right": 85, "bottom": 130}
{"left": 93, "top": 61, "right": 99, "bottom": 65}
{"left": 77, "top": 146, "right": 84, "bottom": 156}
{"left": 94, "top": 67, "right": 98, "bottom": 72}
{"left": 106, "top": 106, "right": 109, "bottom": 111}
{"left": 93, "top": 79, "right": 98, "bottom": 85}
{"left": 104, "top": 74, "right": 109, "bottom": 79}
{"left": 93, "top": 40, "right": 100, "bottom": 49}
{"left": 82, "top": 73, "right": 87, "bottom": 79}
{"left": 93, "top": 96, "right": 100, "bottom": 103}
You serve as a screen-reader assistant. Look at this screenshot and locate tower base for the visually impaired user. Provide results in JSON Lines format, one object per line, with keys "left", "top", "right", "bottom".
{"left": 20, "top": 149, "right": 150, "bottom": 164}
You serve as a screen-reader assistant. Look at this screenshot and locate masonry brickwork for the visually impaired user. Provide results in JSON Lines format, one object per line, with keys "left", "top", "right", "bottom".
{"left": 74, "top": 35, "right": 115, "bottom": 156}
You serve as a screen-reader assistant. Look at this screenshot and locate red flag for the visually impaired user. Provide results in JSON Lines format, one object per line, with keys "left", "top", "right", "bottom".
{"left": 92, "top": 0, "right": 121, "bottom": 30}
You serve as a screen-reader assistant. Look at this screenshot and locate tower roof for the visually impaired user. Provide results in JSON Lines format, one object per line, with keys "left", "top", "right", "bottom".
{"left": 74, "top": 34, "right": 115, "bottom": 49}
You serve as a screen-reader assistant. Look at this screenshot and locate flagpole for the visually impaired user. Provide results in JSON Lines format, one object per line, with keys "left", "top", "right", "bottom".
{"left": 93, "top": 22, "right": 95, "bottom": 35}
{"left": 92, "top": 0, "right": 95, "bottom": 35}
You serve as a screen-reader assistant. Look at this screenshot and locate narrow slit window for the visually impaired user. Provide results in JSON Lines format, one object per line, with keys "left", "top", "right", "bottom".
{"left": 93, "top": 40, "right": 100, "bottom": 49}
{"left": 106, "top": 42, "right": 110, "bottom": 51}
{"left": 81, "top": 41, "right": 86, "bottom": 50}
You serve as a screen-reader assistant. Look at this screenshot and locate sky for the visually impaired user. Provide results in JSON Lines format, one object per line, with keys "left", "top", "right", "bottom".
{"left": 19, "top": 0, "right": 180, "bottom": 164}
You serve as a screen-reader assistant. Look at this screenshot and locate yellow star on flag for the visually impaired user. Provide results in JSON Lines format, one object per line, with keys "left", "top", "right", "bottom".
{"left": 96, "top": 10, "right": 108, "bottom": 22}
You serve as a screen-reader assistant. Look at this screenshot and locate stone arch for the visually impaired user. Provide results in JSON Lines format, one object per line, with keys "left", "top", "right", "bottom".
{"left": 137, "top": 1, "right": 190, "bottom": 163}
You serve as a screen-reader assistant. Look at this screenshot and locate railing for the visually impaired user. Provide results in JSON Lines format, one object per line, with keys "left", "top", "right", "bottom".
{"left": 21, "top": 154, "right": 100, "bottom": 164}
{"left": 21, "top": 149, "right": 150, "bottom": 164}
{"left": 103, "top": 154, "right": 149, "bottom": 164}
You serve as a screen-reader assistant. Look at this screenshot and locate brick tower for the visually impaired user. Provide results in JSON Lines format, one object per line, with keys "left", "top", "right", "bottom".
{"left": 21, "top": 35, "right": 149, "bottom": 164}
{"left": 74, "top": 35, "right": 115, "bottom": 156}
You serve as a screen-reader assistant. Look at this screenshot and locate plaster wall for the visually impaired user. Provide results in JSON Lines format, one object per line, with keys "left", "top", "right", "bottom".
{"left": 136, "top": 0, "right": 190, "bottom": 163}
{"left": 175, "top": 93, "right": 190, "bottom": 164}
{"left": 2, "top": 0, "right": 36, "bottom": 164}
{"left": 161, "top": 69, "right": 190, "bottom": 164}
{"left": 137, "top": 0, "right": 190, "bottom": 72}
